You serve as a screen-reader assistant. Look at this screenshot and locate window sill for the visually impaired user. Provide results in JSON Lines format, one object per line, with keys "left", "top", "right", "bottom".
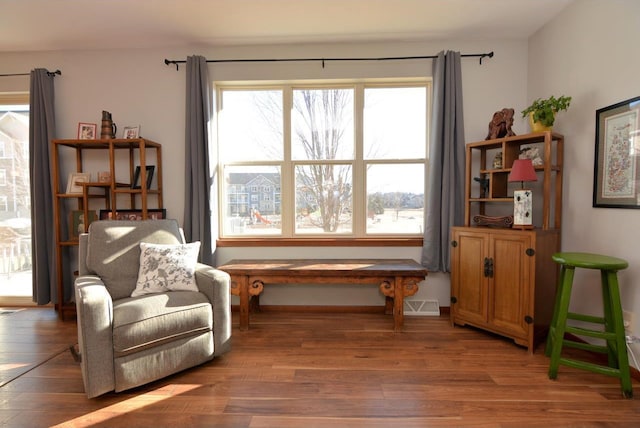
{"left": 216, "top": 237, "right": 424, "bottom": 247}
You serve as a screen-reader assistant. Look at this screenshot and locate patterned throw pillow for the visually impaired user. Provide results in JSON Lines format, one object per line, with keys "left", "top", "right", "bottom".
{"left": 132, "top": 242, "right": 201, "bottom": 297}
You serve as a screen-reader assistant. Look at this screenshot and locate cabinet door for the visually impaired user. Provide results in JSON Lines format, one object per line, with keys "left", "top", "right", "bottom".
{"left": 451, "top": 229, "right": 489, "bottom": 325}
{"left": 488, "top": 233, "right": 532, "bottom": 338}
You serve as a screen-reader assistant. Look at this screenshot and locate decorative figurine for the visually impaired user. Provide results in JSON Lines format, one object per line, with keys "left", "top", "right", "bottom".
{"left": 493, "top": 152, "right": 503, "bottom": 169}
{"left": 485, "top": 107, "right": 516, "bottom": 140}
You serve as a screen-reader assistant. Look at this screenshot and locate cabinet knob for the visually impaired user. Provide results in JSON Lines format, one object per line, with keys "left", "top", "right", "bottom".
{"left": 524, "top": 315, "right": 534, "bottom": 324}
{"left": 526, "top": 248, "right": 535, "bottom": 257}
{"left": 450, "top": 296, "right": 458, "bottom": 304}
{"left": 451, "top": 240, "right": 458, "bottom": 247}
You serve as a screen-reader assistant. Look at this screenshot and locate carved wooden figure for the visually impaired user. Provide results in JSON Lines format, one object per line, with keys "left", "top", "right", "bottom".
{"left": 485, "top": 108, "right": 516, "bottom": 140}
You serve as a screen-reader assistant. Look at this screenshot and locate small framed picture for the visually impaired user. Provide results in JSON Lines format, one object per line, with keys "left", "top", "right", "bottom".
{"left": 99, "top": 209, "right": 166, "bottom": 221}
{"left": 123, "top": 126, "right": 140, "bottom": 139}
{"left": 66, "top": 172, "right": 91, "bottom": 194}
{"left": 70, "top": 210, "right": 98, "bottom": 240}
{"left": 132, "top": 165, "right": 155, "bottom": 189}
{"left": 97, "top": 171, "right": 111, "bottom": 183}
{"left": 77, "top": 123, "right": 97, "bottom": 140}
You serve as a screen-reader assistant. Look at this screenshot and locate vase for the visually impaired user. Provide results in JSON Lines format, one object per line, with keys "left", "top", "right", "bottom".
{"left": 528, "top": 112, "right": 552, "bottom": 133}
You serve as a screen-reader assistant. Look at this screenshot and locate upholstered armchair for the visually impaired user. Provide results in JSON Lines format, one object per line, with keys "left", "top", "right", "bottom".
{"left": 74, "top": 219, "right": 231, "bottom": 398}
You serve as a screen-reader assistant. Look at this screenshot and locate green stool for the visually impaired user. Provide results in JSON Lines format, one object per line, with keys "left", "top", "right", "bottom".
{"left": 546, "top": 252, "right": 632, "bottom": 398}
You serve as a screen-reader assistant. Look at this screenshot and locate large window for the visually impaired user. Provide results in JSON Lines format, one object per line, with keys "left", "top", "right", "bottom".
{"left": 0, "top": 94, "right": 32, "bottom": 302}
{"left": 217, "top": 80, "right": 429, "bottom": 239}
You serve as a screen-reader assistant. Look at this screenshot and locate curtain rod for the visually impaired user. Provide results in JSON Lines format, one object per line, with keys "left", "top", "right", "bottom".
{"left": 0, "top": 69, "right": 62, "bottom": 77}
{"left": 164, "top": 51, "right": 494, "bottom": 70}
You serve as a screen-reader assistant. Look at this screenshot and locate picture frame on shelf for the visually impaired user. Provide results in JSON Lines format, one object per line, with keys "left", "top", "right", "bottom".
{"left": 123, "top": 125, "right": 140, "bottom": 139}
{"left": 70, "top": 210, "right": 98, "bottom": 240}
{"left": 593, "top": 95, "right": 640, "bottom": 208}
{"left": 66, "top": 172, "right": 91, "bottom": 194}
{"left": 77, "top": 123, "right": 97, "bottom": 140}
{"left": 99, "top": 209, "right": 166, "bottom": 221}
{"left": 97, "top": 171, "right": 111, "bottom": 183}
{"left": 132, "top": 165, "right": 154, "bottom": 189}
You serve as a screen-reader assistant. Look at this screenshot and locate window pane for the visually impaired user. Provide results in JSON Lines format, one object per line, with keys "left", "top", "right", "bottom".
{"left": 366, "top": 164, "right": 424, "bottom": 234}
{"left": 222, "top": 165, "right": 281, "bottom": 236}
{"left": 0, "top": 102, "right": 32, "bottom": 300}
{"left": 292, "top": 89, "right": 354, "bottom": 160}
{"left": 219, "top": 90, "right": 283, "bottom": 161}
{"left": 295, "top": 164, "right": 352, "bottom": 234}
{"left": 364, "top": 87, "right": 426, "bottom": 159}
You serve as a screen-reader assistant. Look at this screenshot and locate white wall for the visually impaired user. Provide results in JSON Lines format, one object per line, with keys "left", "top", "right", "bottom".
{"left": 528, "top": 0, "right": 640, "bottom": 366}
{"left": 1, "top": 39, "right": 528, "bottom": 308}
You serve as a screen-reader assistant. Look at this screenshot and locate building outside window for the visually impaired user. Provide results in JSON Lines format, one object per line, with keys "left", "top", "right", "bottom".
{"left": 217, "top": 80, "right": 428, "bottom": 239}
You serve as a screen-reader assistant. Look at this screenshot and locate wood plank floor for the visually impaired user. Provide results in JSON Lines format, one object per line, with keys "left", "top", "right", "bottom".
{"left": 1, "top": 308, "right": 639, "bottom": 427}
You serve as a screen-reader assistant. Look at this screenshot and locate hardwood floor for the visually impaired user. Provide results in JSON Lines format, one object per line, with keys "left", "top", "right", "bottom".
{"left": 0, "top": 308, "right": 639, "bottom": 427}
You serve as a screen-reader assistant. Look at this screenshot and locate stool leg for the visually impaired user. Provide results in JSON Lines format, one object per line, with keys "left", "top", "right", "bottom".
{"left": 604, "top": 270, "right": 633, "bottom": 398}
{"left": 546, "top": 265, "right": 568, "bottom": 357}
{"left": 548, "top": 266, "right": 575, "bottom": 380}
{"left": 600, "top": 270, "right": 616, "bottom": 368}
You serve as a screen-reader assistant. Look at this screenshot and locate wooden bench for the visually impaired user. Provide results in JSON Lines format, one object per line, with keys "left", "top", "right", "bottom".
{"left": 218, "top": 259, "right": 428, "bottom": 331}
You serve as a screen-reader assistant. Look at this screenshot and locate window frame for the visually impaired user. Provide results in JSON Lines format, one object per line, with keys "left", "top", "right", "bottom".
{"left": 215, "top": 79, "right": 430, "bottom": 246}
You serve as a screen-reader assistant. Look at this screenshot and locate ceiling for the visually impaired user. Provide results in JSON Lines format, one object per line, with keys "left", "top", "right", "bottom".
{"left": 0, "top": 0, "right": 574, "bottom": 53}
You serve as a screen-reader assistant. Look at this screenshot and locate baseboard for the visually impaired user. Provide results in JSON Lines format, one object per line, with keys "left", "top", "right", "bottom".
{"left": 232, "top": 304, "right": 385, "bottom": 313}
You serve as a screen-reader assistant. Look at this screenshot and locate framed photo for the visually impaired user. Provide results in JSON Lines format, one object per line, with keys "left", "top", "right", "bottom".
{"left": 132, "top": 165, "right": 155, "bottom": 189}
{"left": 77, "top": 123, "right": 97, "bottom": 140}
{"left": 70, "top": 210, "right": 98, "bottom": 240}
{"left": 123, "top": 125, "right": 140, "bottom": 139}
{"left": 97, "top": 171, "right": 111, "bottom": 183}
{"left": 593, "top": 95, "right": 640, "bottom": 208}
{"left": 66, "top": 172, "right": 91, "bottom": 194}
{"left": 99, "top": 209, "right": 166, "bottom": 221}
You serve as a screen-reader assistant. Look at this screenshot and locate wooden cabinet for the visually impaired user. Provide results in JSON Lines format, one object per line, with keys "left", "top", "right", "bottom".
{"left": 451, "top": 132, "right": 564, "bottom": 352}
{"left": 450, "top": 227, "right": 559, "bottom": 352}
{"left": 52, "top": 138, "right": 163, "bottom": 318}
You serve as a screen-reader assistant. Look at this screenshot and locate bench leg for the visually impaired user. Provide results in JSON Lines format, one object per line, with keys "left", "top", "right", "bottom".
{"left": 394, "top": 276, "right": 404, "bottom": 332}
{"left": 238, "top": 275, "right": 250, "bottom": 331}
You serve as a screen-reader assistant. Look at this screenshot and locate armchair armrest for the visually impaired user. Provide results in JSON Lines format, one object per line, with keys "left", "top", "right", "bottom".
{"left": 194, "top": 263, "right": 232, "bottom": 356}
{"left": 74, "top": 275, "right": 116, "bottom": 398}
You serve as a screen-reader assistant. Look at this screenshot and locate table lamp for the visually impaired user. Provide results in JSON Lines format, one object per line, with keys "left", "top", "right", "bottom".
{"left": 508, "top": 158, "right": 538, "bottom": 229}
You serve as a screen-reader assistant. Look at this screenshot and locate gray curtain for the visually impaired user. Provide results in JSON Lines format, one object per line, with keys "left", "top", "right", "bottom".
{"left": 183, "top": 55, "right": 216, "bottom": 265}
{"left": 421, "top": 51, "right": 465, "bottom": 272}
{"left": 29, "top": 69, "right": 57, "bottom": 304}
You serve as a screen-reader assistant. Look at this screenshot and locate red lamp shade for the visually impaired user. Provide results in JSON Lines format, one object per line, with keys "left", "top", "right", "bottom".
{"left": 508, "top": 159, "right": 538, "bottom": 183}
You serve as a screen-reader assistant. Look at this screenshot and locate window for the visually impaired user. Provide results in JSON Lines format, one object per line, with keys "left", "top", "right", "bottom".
{"left": 0, "top": 169, "right": 6, "bottom": 186}
{"left": 217, "top": 80, "right": 429, "bottom": 239}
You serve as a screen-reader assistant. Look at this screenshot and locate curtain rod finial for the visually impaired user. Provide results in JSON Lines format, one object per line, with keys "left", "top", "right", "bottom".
{"left": 164, "top": 59, "right": 180, "bottom": 71}
{"left": 479, "top": 51, "right": 494, "bottom": 65}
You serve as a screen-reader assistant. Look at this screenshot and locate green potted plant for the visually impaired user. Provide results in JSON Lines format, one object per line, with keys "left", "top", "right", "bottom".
{"left": 521, "top": 95, "right": 572, "bottom": 132}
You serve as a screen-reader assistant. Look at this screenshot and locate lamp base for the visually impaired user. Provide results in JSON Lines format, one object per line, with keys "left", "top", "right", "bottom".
{"left": 513, "top": 189, "right": 534, "bottom": 228}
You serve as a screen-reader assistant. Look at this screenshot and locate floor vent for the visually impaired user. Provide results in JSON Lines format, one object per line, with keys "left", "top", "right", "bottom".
{"left": 404, "top": 299, "right": 440, "bottom": 316}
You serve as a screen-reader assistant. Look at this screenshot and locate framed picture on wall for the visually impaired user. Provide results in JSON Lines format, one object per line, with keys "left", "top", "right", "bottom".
{"left": 593, "top": 95, "right": 640, "bottom": 208}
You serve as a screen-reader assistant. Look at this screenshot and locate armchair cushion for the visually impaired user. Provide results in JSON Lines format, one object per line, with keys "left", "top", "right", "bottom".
{"left": 86, "top": 220, "right": 183, "bottom": 300}
{"left": 132, "top": 241, "right": 201, "bottom": 297}
{"left": 113, "top": 291, "right": 212, "bottom": 357}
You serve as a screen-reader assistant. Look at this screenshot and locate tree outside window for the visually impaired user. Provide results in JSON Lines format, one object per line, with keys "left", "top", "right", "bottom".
{"left": 217, "top": 81, "right": 427, "bottom": 238}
